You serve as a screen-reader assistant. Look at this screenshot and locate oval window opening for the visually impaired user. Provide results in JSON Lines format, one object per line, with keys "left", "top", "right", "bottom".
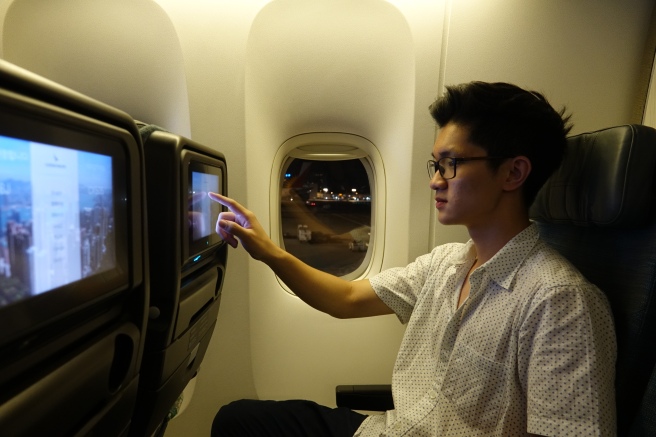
{"left": 280, "top": 158, "right": 372, "bottom": 277}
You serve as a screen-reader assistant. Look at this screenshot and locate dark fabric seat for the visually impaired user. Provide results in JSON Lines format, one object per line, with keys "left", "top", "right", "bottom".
{"left": 529, "top": 124, "right": 656, "bottom": 436}
{"left": 631, "top": 363, "right": 656, "bottom": 435}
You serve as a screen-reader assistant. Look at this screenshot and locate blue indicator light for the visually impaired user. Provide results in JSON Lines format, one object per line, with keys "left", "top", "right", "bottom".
{"left": 193, "top": 255, "right": 201, "bottom": 262}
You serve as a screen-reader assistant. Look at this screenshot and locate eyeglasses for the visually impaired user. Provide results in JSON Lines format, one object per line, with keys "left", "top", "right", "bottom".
{"left": 427, "top": 156, "right": 508, "bottom": 180}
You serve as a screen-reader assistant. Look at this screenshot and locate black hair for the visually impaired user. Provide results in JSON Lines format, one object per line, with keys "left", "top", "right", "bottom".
{"left": 429, "top": 81, "right": 572, "bottom": 207}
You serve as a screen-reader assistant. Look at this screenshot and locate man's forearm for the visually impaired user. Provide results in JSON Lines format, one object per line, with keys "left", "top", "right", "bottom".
{"left": 263, "top": 246, "right": 359, "bottom": 318}
{"left": 263, "top": 246, "right": 392, "bottom": 319}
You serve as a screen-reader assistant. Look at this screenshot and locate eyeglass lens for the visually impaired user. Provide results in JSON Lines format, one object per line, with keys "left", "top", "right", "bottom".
{"left": 427, "top": 158, "right": 454, "bottom": 179}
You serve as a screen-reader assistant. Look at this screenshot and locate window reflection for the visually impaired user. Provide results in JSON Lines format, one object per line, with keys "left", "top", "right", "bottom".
{"left": 280, "top": 158, "right": 372, "bottom": 276}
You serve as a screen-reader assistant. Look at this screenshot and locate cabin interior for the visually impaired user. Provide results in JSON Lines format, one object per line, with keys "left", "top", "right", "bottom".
{"left": 1, "top": 0, "right": 656, "bottom": 436}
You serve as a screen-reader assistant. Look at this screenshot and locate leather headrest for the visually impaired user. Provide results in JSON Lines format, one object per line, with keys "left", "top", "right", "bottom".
{"left": 530, "top": 124, "right": 656, "bottom": 227}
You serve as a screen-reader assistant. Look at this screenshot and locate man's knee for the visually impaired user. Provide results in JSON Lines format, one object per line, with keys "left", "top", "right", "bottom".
{"left": 211, "top": 398, "right": 366, "bottom": 437}
{"left": 212, "top": 399, "right": 259, "bottom": 436}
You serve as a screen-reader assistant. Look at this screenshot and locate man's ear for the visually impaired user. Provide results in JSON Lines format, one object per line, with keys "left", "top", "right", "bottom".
{"left": 502, "top": 156, "right": 531, "bottom": 192}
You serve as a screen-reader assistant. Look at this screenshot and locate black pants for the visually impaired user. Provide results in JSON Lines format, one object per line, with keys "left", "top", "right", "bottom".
{"left": 212, "top": 399, "right": 368, "bottom": 437}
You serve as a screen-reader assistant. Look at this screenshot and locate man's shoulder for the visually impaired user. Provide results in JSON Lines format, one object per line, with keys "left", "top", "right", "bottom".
{"left": 521, "top": 239, "right": 599, "bottom": 291}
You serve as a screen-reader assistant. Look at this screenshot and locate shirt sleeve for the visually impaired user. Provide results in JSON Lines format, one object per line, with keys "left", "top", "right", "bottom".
{"left": 369, "top": 246, "right": 450, "bottom": 324}
{"left": 518, "top": 284, "right": 617, "bottom": 436}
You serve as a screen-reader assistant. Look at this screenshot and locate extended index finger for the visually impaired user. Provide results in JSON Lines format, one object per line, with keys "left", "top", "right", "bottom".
{"left": 208, "top": 192, "right": 246, "bottom": 214}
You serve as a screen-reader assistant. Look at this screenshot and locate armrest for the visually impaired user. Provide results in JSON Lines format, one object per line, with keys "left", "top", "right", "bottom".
{"left": 335, "top": 385, "right": 394, "bottom": 411}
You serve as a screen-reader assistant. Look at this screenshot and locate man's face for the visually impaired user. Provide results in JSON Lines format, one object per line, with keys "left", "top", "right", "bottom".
{"left": 430, "top": 123, "right": 507, "bottom": 229}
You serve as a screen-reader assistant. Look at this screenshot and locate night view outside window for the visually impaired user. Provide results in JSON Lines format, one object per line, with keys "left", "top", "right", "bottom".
{"left": 280, "top": 158, "right": 372, "bottom": 277}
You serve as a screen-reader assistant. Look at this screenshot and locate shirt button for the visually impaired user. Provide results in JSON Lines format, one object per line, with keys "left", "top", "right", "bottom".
{"left": 429, "top": 389, "right": 438, "bottom": 400}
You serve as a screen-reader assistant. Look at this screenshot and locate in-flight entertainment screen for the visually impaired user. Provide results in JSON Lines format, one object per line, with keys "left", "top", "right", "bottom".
{"left": 185, "top": 154, "right": 225, "bottom": 266}
{"left": 0, "top": 134, "right": 116, "bottom": 309}
{"left": 189, "top": 170, "right": 219, "bottom": 242}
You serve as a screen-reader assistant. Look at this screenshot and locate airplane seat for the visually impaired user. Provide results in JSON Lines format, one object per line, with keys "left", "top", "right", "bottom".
{"left": 0, "top": 60, "right": 148, "bottom": 437}
{"left": 129, "top": 123, "right": 228, "bottom": 437}
{"left": 337, "top": 124, "right": 656, "bottom": 436}
{"left": 529, "top": 123, "right": 656, "bottom": 436}
{"left": 631, "top": 361, "right": 656, "bottom": 435}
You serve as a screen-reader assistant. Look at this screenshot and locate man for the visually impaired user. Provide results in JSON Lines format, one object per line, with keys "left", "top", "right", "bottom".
{"left": 210, "top": 82, "right": 616, "bottom": 436}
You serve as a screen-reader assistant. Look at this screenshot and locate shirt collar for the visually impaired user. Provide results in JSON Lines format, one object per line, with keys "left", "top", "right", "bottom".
{"left": 453, "top": 223, "right": 540, "bottom": 290}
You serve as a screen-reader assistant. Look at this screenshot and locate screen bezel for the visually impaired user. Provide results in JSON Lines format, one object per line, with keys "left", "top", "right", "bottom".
{"left": 0, "top": 91, "right": 132, "bottom": 345}
{"left": 181, "top": 149, "right": 226, "bottom": 270}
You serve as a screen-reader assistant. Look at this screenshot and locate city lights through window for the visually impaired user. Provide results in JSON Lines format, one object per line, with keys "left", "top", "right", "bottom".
{"left": 280, "top": 158, "right": 372, "bottom": 277}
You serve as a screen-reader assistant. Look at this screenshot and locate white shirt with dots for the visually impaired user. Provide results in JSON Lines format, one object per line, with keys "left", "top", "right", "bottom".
{"left": 355, "top": 223, "right": 616, "bottom": 436}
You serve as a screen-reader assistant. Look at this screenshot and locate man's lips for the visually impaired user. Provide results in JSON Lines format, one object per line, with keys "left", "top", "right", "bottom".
{"left": 435, "top": 197, "right": 447, "bottom": 208}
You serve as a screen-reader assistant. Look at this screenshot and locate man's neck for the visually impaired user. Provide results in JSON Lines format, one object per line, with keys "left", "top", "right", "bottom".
{"left": 467, "top": 215, "right": 531, "bottom": 264}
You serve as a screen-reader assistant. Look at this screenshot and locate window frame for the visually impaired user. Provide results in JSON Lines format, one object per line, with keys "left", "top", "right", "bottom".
{"left": 269, "top": 132, "right": 386, "bottom": 292}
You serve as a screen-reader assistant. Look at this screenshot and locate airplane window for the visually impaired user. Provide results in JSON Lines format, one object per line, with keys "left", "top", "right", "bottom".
{"left": 280, "top": 157, "right": 372, "bottom": 277}
{"left": 271, "top": 132, "right": 384, "bottom": 287}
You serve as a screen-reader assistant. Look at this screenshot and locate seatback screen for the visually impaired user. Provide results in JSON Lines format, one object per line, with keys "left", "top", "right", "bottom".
{"left": 189, "top": 170, "right": 220, "bottom": 242}
{"left": 0, "top": 135, "right": 115, "bottom": 308}
{"left": 183, "top": 151, "right": 225, "bottom": 268}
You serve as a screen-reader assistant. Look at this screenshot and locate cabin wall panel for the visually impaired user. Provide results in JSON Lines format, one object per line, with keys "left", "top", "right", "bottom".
{"left": 1, "top": 0, "right": 191, "bottom": 135}
{"left": 244, "top": 0, "right": 419, "bottom": 406}
{"left": 442, "top": 0, "right": 653, "bottom": 134}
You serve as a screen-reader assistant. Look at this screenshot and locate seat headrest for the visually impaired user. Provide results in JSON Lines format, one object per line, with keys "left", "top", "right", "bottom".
{"left": 530, "top": 124, "right": 656, "bottom": 228}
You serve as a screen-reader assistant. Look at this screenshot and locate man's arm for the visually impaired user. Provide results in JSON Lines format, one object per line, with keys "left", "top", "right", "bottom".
{"left": 208, "top": 193, "right": 393, "bottom": 319}
{"left": 520, "top": 285, "right": 616, "bottom": 436}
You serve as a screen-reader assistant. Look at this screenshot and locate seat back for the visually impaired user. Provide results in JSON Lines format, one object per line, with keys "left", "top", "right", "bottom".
{"left": 630, "top": 362, "right": 656, "bottom": 435}
{"left": 529, "top": 124, "right": 656, "bottom": 435}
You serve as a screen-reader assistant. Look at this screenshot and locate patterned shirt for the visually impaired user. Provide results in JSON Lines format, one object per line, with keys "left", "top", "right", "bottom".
{"left": 355, "top": 224, "right": 616, "bottom": 436}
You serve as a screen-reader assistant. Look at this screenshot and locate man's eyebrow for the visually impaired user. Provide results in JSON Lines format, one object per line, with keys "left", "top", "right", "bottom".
{"left": 434, "top": 150, "right": 455, "bottom": 159}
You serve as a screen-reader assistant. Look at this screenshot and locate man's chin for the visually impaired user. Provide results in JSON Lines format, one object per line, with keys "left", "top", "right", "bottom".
{"left": 436, "top": 214, "right": 454, "bottom": 226}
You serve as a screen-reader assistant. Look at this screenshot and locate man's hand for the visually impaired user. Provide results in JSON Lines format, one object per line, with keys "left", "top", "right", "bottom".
{"left": 208, "top": 192, "right": 391, "bottom": 318}
{"left": 208, "top": 192, "right": 278, "bottom": 261}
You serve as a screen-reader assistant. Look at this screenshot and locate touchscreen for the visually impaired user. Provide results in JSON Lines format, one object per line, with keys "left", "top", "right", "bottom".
{"left": 0, "top": 134, "right": 115, "bottom": 308}
{"left": 189, "top": 170, "right": 220, "bottom": 242}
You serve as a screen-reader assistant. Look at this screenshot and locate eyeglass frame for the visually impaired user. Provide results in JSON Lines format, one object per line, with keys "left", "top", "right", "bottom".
{"left": 427, "top": 156, "right": 510, "bottom": 180}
